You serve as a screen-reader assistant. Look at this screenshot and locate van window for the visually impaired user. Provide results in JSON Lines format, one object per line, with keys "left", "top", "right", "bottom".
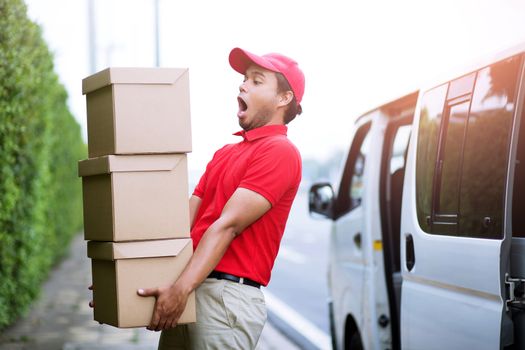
{"left": 389, "top": 123, "right": 412, "bottom": 272}
{"left": 513, "top": 92, "right": 525, "bottom": 238}
{"left": 416, "top": 84, "right": 448, "bottom": 232}
{"left": 416, "top": 55, "right": 522, "bottom": 238}
{"left": 335, "top": 122, "right": 371, "bottom": 217}
{"left": 350, "top": 131, "right": 371, "bottom": 204}
{"left": 459, "top": 58, "right": 521, "bottom": 238}
{"left": 390, "top": 125, "right": 411, "bottom": 174}
{"left": 436, "top": 98, "right": 471, "bottom": 217}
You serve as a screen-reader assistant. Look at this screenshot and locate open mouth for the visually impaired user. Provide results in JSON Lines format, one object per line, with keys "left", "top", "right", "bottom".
{"left": 237, "top": 96, "right": 248, "bottom": 115}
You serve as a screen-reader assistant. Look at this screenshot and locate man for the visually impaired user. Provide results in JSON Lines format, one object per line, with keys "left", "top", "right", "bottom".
{"left": 138, "top": 47, "right": 305, "bottom": 349}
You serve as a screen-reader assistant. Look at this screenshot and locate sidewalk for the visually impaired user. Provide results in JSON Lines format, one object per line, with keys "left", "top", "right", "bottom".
{"left": 0, "top": 233, "right": 299, "bottom": 350}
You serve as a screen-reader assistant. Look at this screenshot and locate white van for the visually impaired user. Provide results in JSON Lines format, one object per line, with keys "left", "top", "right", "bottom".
{"left": 309, "top": 43, "right": 525, "bottom": 350}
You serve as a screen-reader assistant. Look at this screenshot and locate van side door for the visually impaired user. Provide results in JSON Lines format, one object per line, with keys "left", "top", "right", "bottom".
{"left": 329, "top": 120, "right": 372, "bottom": 349}
{"left": 400, "top": 54, "right": 523, "bottom": 349}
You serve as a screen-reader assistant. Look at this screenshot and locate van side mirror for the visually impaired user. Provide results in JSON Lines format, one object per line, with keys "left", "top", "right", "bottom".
{"left": 309, "top": 182, "right": 335, "bottom": 220}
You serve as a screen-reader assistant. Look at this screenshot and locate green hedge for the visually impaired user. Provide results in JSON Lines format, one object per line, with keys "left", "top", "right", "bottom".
{"left": 0, "top": 0, "right": 86, "bottom": 329}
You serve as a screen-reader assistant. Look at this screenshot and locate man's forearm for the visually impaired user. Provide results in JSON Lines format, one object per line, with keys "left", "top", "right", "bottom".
{"left": 173, "top": 216, "right": 237, "bottom": 294}
{"left": 139, "top": 188, "right": 270, "bottom": 330}
{"left": 175, "top": 188, "right": 270, "bottom": 294}
{"left": 136, "top": 219, "right": 233, "bottom": 331}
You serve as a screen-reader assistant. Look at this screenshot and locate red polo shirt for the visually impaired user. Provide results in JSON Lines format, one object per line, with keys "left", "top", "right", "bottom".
{"left": 191, "top": 124, "right": 301, "bottom": 286}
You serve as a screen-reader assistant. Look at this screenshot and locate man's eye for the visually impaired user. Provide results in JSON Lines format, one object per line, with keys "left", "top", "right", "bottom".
{"left": 254, "top": 80, "right": 262, "bottom": 85}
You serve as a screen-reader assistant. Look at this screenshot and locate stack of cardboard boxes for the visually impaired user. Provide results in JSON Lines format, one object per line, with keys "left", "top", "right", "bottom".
{"left": 79, "top": 67, "right": 196, "bottom": 328}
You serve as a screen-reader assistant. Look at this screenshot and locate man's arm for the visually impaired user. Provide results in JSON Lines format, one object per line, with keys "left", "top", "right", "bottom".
{"left": 189, "top": 195, "right": 202, "bottom": 230}
{"left": 138, "top": 187, "right": 271, "bottom": 331}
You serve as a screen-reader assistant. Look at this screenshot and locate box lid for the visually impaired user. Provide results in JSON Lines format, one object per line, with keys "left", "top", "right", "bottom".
{"left": 78, "top": 154, "right": 185, "bottom": 177}
{"left": 87, "top": 238, "right": 191, "bottom": 260}
{"left": 82, "top": 67, "right": 189, "bottom": 95}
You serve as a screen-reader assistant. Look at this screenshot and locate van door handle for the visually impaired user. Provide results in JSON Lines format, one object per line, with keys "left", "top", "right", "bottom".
{"left": 353, "top": 232, "right": 362, "bottom": 249}
{"left": 406, "top": 234, "right": 415, "bottom": 271}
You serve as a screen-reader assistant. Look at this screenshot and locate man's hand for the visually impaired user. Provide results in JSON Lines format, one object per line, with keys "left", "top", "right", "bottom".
{"left": 137, "top": 188, "right": 271, "bottom": 332}
{"left": 138, "top": 282, "right": 190, "bottom": 331}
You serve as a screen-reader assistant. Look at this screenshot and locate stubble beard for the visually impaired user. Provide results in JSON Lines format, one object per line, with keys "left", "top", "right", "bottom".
{"left": 239, "top": 106, "right": 273, "bottom": 131}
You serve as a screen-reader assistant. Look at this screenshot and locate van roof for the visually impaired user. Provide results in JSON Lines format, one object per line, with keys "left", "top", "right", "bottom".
{"left": 419, "top": 40, "right": 525, "bottom": 93}
{"left": 355, "top": 90, "right": 419, "bottom": 124}
{"left": 354, "top": 40, "right": 525, "bottom": 125}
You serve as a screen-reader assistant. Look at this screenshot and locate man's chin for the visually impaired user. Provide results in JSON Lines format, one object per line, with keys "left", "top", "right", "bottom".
{"left": 240, "top": 125, "right": 253, "bottom": 132}
{"left": 238, "top": 113, "right": 270, "bottom": 131}
{"left": 238, "top": 120, "right": 250, "bottom": 131}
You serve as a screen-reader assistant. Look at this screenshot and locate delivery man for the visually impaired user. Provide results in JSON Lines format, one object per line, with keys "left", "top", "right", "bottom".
{"left": 138, "top": 47, "right": 305, "bottom": 349}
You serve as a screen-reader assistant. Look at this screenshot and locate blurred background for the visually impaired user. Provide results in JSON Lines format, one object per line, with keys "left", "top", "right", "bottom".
{"left": 23, "top": 0, "right": 525, "bottom": 181}
{"left": 2, "top": 0, "right": 525, "bottom": 349}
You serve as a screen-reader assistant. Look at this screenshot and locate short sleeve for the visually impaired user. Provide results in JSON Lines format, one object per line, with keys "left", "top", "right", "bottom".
{"left": 239, "top": 140, "right": 301, "bottom": 206}
{"left": 192, "top": 145, "right": 230, "bottom": 198}
{"left": 192, "top": 171, "right": 207, "bottom": 198}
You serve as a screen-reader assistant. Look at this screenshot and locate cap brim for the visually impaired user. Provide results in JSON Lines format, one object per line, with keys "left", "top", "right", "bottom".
{"left": 229, "top": 48, "right": 278, "bottom": 75}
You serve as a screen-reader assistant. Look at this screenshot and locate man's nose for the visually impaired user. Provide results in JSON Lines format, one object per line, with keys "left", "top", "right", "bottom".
{"left": 239, "top": 82, "right": 247, "bottom": 93}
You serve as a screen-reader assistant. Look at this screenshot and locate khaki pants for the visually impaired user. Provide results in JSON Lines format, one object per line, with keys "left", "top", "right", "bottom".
{"left": 158, "top": 278, "right": 267, "bottom": 350}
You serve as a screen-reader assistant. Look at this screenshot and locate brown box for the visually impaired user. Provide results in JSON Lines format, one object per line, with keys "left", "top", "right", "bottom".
{"left": 82, "top": 67, "right": 192, "bottom": 158}
{"left": 78, "top": 154, "right": 190, "bottom": 242}
{"left": 88, "top": 238, "right": 196, "bottom": 328}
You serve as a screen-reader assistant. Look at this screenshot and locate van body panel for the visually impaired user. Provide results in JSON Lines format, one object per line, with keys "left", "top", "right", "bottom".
{"left": 399, "top": 51, "right": 524, "bottom": 347}
{"left": 401, "top": 278, "right": 502, "bottom": 350}
{"left": 363, "top": 115, "right": 393, "bottom": 350}
{"left": 330, "top": 115, "right": 373, "bottom": 349}
{"left": 330, "top": 206, "right": 365, "bottom": 349}
{"left": 313, "top": 44, "right": 525, "bottom": 350}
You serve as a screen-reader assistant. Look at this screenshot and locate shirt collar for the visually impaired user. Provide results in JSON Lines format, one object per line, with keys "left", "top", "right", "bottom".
{"left": 233, "top": 124, "right": 288, "bottom": 142}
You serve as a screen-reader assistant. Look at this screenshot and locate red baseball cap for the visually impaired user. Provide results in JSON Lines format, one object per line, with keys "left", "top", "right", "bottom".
{"left": 229, "top": 47, "right": 305, "bottom": 105}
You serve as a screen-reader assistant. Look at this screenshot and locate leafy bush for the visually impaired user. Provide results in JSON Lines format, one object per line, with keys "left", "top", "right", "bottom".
{"left": 0, "top": 0, "right": 86, "bottom": 329}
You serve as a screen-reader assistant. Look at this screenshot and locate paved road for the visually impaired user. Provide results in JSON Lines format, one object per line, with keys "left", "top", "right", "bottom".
{"left": 0, "top": 233, "right": 299, "bottom": 350}
{"left": 266, "top": 188, "right": 333, "bottom": 349}
{"left": 0, "top": 188, "right": 333, "bottom": 350}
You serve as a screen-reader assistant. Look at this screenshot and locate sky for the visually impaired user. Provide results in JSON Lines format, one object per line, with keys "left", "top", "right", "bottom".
{"left": 24, "top": 0, "right": 525, "bottom": 176}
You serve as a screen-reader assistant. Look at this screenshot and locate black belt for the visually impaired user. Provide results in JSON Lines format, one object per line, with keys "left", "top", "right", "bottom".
{"left": 208, "top": 271, "right": 261, "bottom": 289}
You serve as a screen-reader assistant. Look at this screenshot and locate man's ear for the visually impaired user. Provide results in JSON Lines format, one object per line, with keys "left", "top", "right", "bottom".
{"left": 278, "top": 91, "right": 294, "bottom": 107}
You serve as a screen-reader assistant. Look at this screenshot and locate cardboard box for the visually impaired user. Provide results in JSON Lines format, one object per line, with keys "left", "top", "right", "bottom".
{"left": 82, "top": 67, "right": 192, "bottom": 158}
{"left": 78, "top": 154, "right": 190, "bottom": 242}
{"left": 88, "top": 238, "right": 196, "bottom": 328}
